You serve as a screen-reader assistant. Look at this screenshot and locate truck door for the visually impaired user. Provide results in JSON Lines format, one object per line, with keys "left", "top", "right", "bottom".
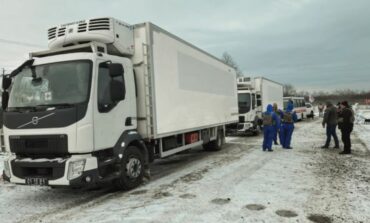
{"left": 93, "top": 58, "right": 136, "bottom": 151}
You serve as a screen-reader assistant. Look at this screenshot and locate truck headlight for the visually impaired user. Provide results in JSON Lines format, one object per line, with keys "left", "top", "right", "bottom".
{"left": 67, "top": 160, "right": 86, "bottom": 180}
{"left": 3, "top": 161, "right": 11, "bottom": 178}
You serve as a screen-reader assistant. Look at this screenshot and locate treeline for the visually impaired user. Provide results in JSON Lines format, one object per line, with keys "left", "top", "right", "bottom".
{"left": 284, "top": 84, "right": 370, "bottom": 104}
{"left": 310, "top": 89, "right": 370, "bottom": 104}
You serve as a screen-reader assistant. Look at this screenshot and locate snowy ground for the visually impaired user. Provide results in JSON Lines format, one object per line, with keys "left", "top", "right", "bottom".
{"left": 1, "top": 117, "right": 370, "bottom": 223}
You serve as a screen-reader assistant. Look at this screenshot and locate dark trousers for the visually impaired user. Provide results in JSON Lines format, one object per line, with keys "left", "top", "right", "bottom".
{"left": 325, "top": 124, "right": 339, "bottom": 147}
{"left": 340, "top": 127, "right": 353, "bottom": 153}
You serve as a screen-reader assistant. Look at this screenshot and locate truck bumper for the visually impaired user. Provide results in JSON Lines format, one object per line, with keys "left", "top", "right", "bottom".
{"left": 3, "top": 154, "right": 100, "bottom": 187}
{"left": 237, "top": 122, "right": 255, "bottom": 133}
{"left": 226, "top": 122, "right": 256, "bottom": 135}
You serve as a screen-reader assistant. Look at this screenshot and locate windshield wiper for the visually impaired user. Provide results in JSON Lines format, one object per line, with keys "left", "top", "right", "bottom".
{"left": 7, "top": 106, "right": 37, "bottom": 112}
{"left": 35, "top": 103, "right": 74, "bottom": 108}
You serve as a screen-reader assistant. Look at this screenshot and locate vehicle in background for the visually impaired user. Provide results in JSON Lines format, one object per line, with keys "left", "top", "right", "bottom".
{"left": 227, "top": 77, "right": 283, "bottom": 135}
{"left": 283, "top": 97, "right": 307, "bottom": 120}
{"left": 2, "top": 17, "right": 238, "bottom": 189}
{"left": 305, "top": 102, "right": 314, "bottom": 119}
{"left": 356, "top": 109, "right": 370, "bottom": 124}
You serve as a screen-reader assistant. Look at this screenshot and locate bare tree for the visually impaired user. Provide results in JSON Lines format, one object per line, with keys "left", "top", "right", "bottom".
{"left": 221, "top": 52, "right": 243, "bottom": 77}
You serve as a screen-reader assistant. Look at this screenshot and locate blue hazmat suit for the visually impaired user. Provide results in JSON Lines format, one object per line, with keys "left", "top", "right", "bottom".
{"left": 262, "top": 104, "right": 280, "bottom": 151}
{"left": 279, "top": 102, "right": 298, "bottom": 149}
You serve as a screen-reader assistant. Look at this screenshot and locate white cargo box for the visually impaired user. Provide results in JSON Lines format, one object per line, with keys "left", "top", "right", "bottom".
{"left": 133, "top": 23, "right": 238, "bottom": 139}
{"left": 254, "top": 77, "right": 283, "bottom": 110}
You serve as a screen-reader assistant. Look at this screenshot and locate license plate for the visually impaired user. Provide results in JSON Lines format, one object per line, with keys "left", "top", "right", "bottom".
{"left": 25, "top": 177, "right": 48, "bottom": 186}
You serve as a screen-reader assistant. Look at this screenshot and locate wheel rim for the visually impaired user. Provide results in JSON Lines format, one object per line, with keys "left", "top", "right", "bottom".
{"left": 126, "top": 157, "right": 142, "bottom": 179}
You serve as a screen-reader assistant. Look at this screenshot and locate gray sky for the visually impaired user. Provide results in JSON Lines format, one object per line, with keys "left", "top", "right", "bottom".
{"left": 0, "top": 0, "right": 369, "bottom": 92}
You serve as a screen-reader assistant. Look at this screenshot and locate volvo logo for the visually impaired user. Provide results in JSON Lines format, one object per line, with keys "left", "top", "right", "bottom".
{"left": 17, "top": 113, "right": 56, "bottom": 129}
{"left": 32, "top": 117, "right": 39, "bottom": 125}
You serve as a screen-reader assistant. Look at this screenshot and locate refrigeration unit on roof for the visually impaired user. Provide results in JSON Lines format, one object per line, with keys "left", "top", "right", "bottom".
{"left": 47, "top": 17, "right": 134, "bottom": 56}
{"left": 237, "top": 77, "right": 254, "bottom": 90}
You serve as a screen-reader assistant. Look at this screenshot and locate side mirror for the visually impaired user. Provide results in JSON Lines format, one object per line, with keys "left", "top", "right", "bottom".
{"left": 108, "top": 63, "right": 124, "bottom": 77}
{"left": 2, "top": 92, "right": 9, "bottom": 110}
{"left": 2, "top": 76, "right": 12, "bottom": 90}
{"left": 110, "top": 80, "right": 125, "bottom": 102}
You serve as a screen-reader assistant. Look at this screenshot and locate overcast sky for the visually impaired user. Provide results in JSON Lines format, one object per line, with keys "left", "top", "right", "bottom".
{"left": 0, "top": 0, "right": 369, "bottom": 92}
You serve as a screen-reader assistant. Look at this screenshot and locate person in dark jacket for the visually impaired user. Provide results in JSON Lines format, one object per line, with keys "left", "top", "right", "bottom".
{"left": 262, "top": 104, "right": 280, "bottom": 152}
{"left": 272, "top": 103, "right": 281, "bottom": 145}
{"left": 280, "top": 101, "right": 297, "bottom": 149}
{"left": 321, "top": 102, "right": 339, "bottom": 148}
{"left": 338, "top": 101, "right": 354, "bottom": 154}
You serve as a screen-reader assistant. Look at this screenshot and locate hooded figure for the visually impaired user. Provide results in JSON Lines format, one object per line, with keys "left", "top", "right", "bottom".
{"left": 279, "top": 101, "right": 297, "bottom": 149}
{"left": 262, "top": 104, "right": 280, "bottom": 151}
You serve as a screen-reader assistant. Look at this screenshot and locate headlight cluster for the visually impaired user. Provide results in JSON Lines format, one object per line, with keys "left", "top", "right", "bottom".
{"left": 67, "top": 159, "right": 86, "bottom": 180}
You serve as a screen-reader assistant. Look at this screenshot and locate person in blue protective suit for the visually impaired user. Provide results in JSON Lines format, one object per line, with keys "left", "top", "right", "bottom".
{"left": 280, "top": 101, "right": 297, "bottom": 149}
{"left": 262, "top": 104, "right": 280, "bottom": 152}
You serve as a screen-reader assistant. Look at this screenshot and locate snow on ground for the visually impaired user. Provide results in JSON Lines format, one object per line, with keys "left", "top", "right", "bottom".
{"left": 1, "top": 118, "right": 370, "bottom": 223}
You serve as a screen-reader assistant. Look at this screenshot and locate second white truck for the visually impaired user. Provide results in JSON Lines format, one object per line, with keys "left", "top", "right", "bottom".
{"left": 2, "top": 17, "right": 238, "bottom": 189}
{"left": 227, "top": 77, "right": 283, "bottom": 135}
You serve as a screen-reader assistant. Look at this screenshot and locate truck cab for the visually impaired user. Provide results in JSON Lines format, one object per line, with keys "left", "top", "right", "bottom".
{"left": 230, "top": 77, "right": 262, "bottom": 135}
{"left": 2, "top": 18, "right": 146, "bottom": 189}
{"left": 227, "top": 77, "right": 283, "bottom": 135}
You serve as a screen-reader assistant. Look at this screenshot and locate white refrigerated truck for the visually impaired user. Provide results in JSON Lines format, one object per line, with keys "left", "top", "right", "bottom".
{"left": 1, "top": 17, "right": 238, "bottom": 189}
{"left": 227, "top": 77, "right": 283, "bottom": 135}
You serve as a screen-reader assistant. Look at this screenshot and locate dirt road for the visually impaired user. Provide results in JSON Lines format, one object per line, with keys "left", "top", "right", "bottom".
{"left": 1, "top": 118, "right": 369, "bottom": 223}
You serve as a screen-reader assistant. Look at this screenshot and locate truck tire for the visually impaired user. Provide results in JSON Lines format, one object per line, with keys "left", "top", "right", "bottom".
{"left": 203, "top": 130, "right": 224, "bottom": 151}
{"left": 114, "top": 146, "right": 144, "bottom": 190}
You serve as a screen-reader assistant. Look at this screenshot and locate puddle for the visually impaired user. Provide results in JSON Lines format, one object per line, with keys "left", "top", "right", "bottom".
{"left": 275, "top": 209, "right": 298, "bottom": 218}
{"left": 179, "top": 193, "right": 196, "bottom": 199}
{"left": 180, "top": 169, "right": 208, "bottom": 183}
{"left": 307, "top": 214, "right": 332, "bottom": 223}
{"left": 211, "top": 198, "right": 231, "bottom": 205}
{"left": 245, "top": 204, "right": 266, "bottom": 211}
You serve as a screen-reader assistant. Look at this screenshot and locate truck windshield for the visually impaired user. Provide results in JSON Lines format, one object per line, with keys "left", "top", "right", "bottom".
{"left": 238, "top": 93, "right": 251, "bottom": 113}
{"left": 8, "top": 61, "right": 91, "bottom": 109}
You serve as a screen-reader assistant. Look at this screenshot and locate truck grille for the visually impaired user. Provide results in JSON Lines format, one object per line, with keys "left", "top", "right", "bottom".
{"left": 11, "top": 159, "right": 66, "bottom": 180}
{"left": 9, "top": 135, "right": 68, "bottom": 157}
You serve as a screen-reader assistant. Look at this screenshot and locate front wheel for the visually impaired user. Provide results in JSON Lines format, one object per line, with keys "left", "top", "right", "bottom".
{"left": 114, "top": 146, "right": 144, "bottom": 190}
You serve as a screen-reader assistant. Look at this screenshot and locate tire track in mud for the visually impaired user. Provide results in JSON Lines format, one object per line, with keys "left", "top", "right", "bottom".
{"left": 19, "top": 138, "right": 260, "bottom": 223}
